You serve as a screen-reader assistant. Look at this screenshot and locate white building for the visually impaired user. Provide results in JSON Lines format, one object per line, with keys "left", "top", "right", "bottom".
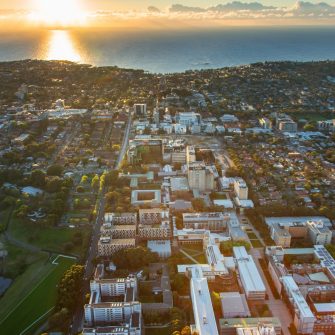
{"left": 188, "top": 162, "right": 215, "bottom": 191}
{"left": 306, "top": 221, "right": 332, "bottom": 245}
{"left": 190, "top": 266, "right": 219, "bottom": 335}
{"left": 233, "top": 246, "right": 266, "bottom": 300}
{"left": 220, "top": 292, "right": 251, "bottom": 318}
{"left": 98, "top": 237, "right": 136, "bottom": 257}
{"left": 282, "top": 276, "right": 315, "bottom": 334}
{"left": 234, "top": 178, "right": 248, "bottom": 200}
{"left": 182, "top": 212, "right": 230, "bottom": 232}
{"left": 177, "top": 112, "right": 201, "bottom": 126}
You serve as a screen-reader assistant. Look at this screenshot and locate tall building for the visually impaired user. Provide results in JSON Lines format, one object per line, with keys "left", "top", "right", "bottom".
{"left": 188, "top": 162, "right": 215, "bottom": 191}
{"left": 233, "top": 178, "right": 248, "bottom": 200}
{"left": 133, "top": 103, "right": 147, "bottom": 117}
{"left": 84, "top": 272, "right": 141, "bottom": 335}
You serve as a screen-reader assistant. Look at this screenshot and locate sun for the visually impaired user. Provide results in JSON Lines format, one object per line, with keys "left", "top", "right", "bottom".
{"left": 31, "top": 0, "right": 86, "bottom": 26}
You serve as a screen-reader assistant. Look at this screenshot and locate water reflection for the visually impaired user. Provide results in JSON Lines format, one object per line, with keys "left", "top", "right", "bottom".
{"left": 40, "top": 30, "right": 83, "bottom": 63}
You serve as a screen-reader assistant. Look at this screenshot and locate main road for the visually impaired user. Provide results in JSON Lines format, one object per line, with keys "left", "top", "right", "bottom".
{"left": 71, "top": 112, "right": 132, "bottom": 334}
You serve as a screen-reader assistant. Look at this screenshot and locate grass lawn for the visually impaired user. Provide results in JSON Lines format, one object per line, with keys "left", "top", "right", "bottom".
{"left": 251, "top": 239, "right": 264, "bottom": 248}
{"left": 247, "top": 232, "right": 258, "bottom": 240}
{"left": 0, "top": 247, "right": 49, "bottom": 321}
{"left": 9, "top": 216, "right": 90, "bottom": 256}
{"left": 0, "top": 255, "right": 75, "bottom": 335}
{"left": 289, "top": 111, "right": 334, "bottom": 122}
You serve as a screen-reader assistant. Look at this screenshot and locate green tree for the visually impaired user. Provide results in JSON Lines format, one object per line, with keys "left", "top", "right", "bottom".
{"left": 47, "top": 164, "right": 63, "bottom": 177}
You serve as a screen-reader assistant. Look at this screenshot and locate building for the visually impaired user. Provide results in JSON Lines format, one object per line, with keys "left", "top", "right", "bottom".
{"left": 306, "top": 221, "right": 332, "bottom": 245}
{"left": 190, "top": 266, "right": 219, "bottom": 335}
{"left": 188, "top": 162, "right": 215, "bottom": 191}
{"left": 220, "top": 292, "right": 251, "bottom": 318}
{"left": 278, "top": 120, "right": 298, "bottom": 133}
{"left": 236, "top": 326, "right": 276, "bottom": 335}
{"left": 101, "top": 224, "right": 136, "bottom": 239}
{"left": 266, "top": 217, "right": 333, "bottom": 247}
{"left": 134, "top": 103, "right": 147, "bottom": 116}
{"left": 282, "top": 276, "right": 315, "bottom": 334}
{"left": 138, "top": 224, "right": 170, "bottom": 240}
{"left": 314, "top": 245, "right": 335, "bottom": 282}
{"left": 233, "top": 246, "right": 266, "bottom": 300}
{"left": 104, "top": 213, "right": 137, "bottom": 225}
{"left": 138, "top": 208, "right": 169, "bottom": 225}
{"left": 90, "top": 277, "right": 137, "bottom": 299}
{"left": 205, "top": 243, "right": 230, "bottom": 276}
{"left": 147, "top": 240, "right": 171, "bottom": 259}
{"left": 175, "top": 228, "right": 230, "bottom": 246}
{"left": 176, "top": 112, "right": 201, "bottom": 126}
{"left": 270, "top": 223, "right": 292, "bottom": 248}
{"left": 131, "top": 190, "right": 161, "bottom": 207}
{"left": 183, "top": 212, "right": 230, "bottom": 232}
{"left": 219, "top": 318, "right": 282, "bottom": 335}
{"left": 98, "top": 237, "right": 136, "bottom": 257}
{"left": 259, "top": 117, "right": 272, "bottom": 129}
{"left": 233, "top": 178, "right": 248, "bottom": 200}
{"left": 317, "top": 119, "right": 335, "bottom": 132}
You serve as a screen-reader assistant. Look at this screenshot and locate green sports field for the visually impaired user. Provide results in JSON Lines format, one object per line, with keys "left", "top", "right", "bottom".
{"left": 0, "top": 255, "right": 76, "bottom": 335}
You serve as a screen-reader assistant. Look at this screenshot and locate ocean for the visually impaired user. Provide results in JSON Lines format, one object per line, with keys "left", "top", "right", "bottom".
{"left": 0, "top": 26, "right": 335, "bottom": 73}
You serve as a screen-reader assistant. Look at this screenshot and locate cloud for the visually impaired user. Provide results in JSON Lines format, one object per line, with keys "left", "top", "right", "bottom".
{"left": 147, "top": 6, "right": 161, "bottom": 13}
{"left": 209, "top": 2, "right": 276, "bottom": 11}
{"left": 1, "top": 1, "right": 335, "bottom": 28}
{"left": 169, "top": 4, "right": 206, "bottom": 13}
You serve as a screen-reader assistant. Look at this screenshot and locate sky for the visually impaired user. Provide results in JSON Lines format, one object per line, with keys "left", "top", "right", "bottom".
{"left": 1, "top": 0, "right": 334, "bottom": 10}
{"left": 0, "top": 0, "right": 335, "bottom": 27}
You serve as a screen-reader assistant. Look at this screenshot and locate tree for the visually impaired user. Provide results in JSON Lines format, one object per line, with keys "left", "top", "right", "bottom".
{"left": 111, "top": 247, "right": 159, "bottom": 270}
{"left": 191, "top": 198, "right": 206, "bottom": 211}
{"left": 181, "top": 326, "right": 191, "bottom": 335}
{"left": 49, "top": 308, "right": 70, "bottom": 331}
{"left": 47, "top": 164, "right": 63, "bottom": 177}
{"left": 30, "top": 170, "right": 46, "bottom": 188}
{"left": 81, "top": 175, "right": 89, "bottom": 184}
{"left": 45, "top": 177, "right": 63, "bottom": 193}
{"left": 112, "top": 144, "right": 121, "bottom": 151}
{"left": 91, "top": 174, "right": 100, "bottom": 191}
{"left": 56, "top": 265, "right": 84, "bottom": 312}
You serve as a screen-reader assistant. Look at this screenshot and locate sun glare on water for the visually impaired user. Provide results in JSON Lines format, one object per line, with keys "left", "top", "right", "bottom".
{"left": 31, "top": 0, "right": 86, "bottom": 26}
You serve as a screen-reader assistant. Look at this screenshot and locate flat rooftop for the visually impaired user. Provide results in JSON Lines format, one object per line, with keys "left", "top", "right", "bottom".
{"left": 265, "top": 216, "right": 332, "bottom": 228}
{"left": 190, "top": 267, "right": 219, "bottom": 335}
{"left": 233, "top": 246, "right": 266, "bottom": 294}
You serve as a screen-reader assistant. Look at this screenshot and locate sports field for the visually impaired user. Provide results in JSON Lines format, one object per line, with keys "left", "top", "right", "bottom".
{"left": 0, "top": 255, "right": 76, "bottom": 335}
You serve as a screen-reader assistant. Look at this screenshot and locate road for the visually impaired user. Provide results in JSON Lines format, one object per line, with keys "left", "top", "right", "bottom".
{"left": 71, "top": 113, "right": 132, "bottom": 334}
{"left": 115, "top": 112, "right": 132, "bottom": 170}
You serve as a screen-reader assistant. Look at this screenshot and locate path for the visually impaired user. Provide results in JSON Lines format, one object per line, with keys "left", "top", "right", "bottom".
{"left": 180, "top": 249, "right": 200, "bottom": 264}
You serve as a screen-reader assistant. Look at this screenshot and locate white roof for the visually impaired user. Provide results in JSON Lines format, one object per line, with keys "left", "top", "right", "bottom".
{"left": 213, "top": 199, "right": 234, "bottom": 208}
{"left": 233, "top": 246, "right": 266, "bottom": 294}
{"left": 314, "top": 303, "right": 335, "bottom": 313}
{"left": 282, "top": 276, "right": 315, "bottom": 319}
{"left": 265, "top": 216, "right": 332, "bottom": 228}
{"left": 190, "top": 267, "right": 219, "bottom": 335}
